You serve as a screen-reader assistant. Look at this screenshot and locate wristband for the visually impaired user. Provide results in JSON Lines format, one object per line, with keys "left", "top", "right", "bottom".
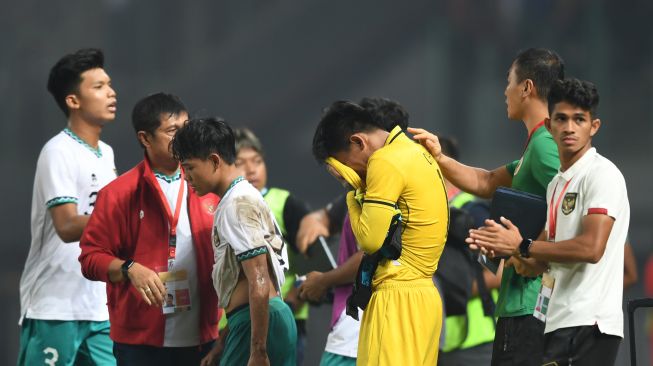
{"left": 121, "top": 259, "right": 135, "bottom": 280}
{"left": 519, "top": 239, "right": 533, "bottom": 258}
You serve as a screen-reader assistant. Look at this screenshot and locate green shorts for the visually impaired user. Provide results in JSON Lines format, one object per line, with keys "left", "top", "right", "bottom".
{"left": 320, "top": 351, "right": 357, "bottom": 366}
{"left": 220, "top": 297, "right": 297, "bottom": 366}
{"left": 18, "top": 318, "right": 115, "bottom": 366}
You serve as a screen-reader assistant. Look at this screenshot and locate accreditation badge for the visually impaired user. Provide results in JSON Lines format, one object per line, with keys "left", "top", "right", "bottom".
{"left": 158, "top": 269, "right": 192, "bottom": 314}
{"left": 533, "top": 272, "right": 555, "bottom": 322}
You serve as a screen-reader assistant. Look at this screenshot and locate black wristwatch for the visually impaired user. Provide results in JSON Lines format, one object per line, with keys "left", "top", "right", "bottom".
{"left": 121, "top": 259, "right": 135, "bottom": 280}
{"left": 519, "top": 239, "right": 533, "bottom": 258}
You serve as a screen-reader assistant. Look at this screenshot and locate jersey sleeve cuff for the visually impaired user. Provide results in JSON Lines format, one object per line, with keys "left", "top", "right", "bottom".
{"left": 46, "top": 196, "right": 79, "bottom": 208}
{"left": 236, "top": 246, "right": 269, "bottom": 262}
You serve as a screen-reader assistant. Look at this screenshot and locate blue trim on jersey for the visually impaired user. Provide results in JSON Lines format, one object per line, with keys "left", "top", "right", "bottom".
{"left": 63, "top": 128, "right": 102, "bottom": 158}
{"left": 46, "top": 196, "right": 78, "bottom": 208}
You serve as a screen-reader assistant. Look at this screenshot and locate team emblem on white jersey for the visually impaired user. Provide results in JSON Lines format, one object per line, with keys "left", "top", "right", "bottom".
{"left": 561, "top": 192, "right": 578, "bottom": 215}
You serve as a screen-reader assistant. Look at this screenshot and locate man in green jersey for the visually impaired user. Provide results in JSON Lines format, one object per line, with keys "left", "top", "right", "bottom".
{"left": 410, "top": 48, "right": 563, "bottom": 365}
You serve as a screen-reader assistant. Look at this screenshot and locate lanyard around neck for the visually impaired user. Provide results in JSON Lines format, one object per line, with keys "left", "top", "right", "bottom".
{"left": 548, "top": 178, "right": 572, "bottom": 241}
{"left": 153, "top": 169, "right": 185, "bottom": 262}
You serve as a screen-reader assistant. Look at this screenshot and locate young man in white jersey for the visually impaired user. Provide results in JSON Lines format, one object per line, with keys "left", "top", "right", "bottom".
{"left": 468, "top": 78, "right": 629, "bottom": 365}
{"left": 171, "top": 118, "right": 296, "bottom": 366}
{"left": 79, "top": 93, "right": 220, "bottom": 365}
{"left": 18, "top": 48, "right": 118, "bottom": 366}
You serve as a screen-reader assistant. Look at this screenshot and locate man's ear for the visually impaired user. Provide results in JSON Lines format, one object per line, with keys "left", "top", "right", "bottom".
{"left": 523, "top": 79, "right": 534, "bottom": 98}
{"left": 208, "top": 153, "right": 221, "bottom": 171}
{"left": 137, "top": 131, "right": 150, "bottom": 148}
{"left": 544, "top": 117, "right": 552, "bottom": 132}
{"left": 65, "top": 94, "right": 80, "bottom": 111}
{"left": 350, "top": 134, "right": 365, "bottom": 151}
{"left": 590, "top": 118, "right": 601, "bottom": 137}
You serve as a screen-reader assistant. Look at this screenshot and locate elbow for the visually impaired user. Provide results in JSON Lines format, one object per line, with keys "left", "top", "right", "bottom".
{"left": 58, "top": 231, "right": 79, "bottom": 243}
{"left": 55, "top": 226, "right": 80, "bottom": 243}
{"left": 359, "top": 239, "right": 382, "bottom": 255}
{"left": 586, "top": 248, "right": 606, "bottom": 264}
{"left": 586, "top": 256, "right": 600, "bottom": 265}
{"left": 77, "top": 254, "right": 94, "bottom": 280}
{"left": 354, "top": 227, "right": 384, "bottom": 254}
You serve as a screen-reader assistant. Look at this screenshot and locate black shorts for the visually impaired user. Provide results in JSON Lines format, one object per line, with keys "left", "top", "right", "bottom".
{"left": 542, "top": 325, "right": 621, "bottom": 366}
{"left": 491, "top": 315, "right": 545, "bottom": 366}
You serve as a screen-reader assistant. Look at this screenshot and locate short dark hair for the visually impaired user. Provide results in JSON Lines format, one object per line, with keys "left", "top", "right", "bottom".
{"left": 512, "top": 48, "right": 565, "bottom": 101}
{"left": 547, "top": 78, "right": 600, "bottom": 117}
{"left": 312, "top": 101, "right": 383, "bottom": 162}
{"left": 171, "top": 117, "right": 237, "bottom": 164}
{"left": 438, "top": 136, "right": 460, "bottom": 160}
{"left": 234, "top": 128, "right": 264, "bottom": 157}
{"left": 132, "top": 93, "right": 187, "bottom": 136}
{"left": 359, "top": 97, "right": 409, "bottom": 131}
{"left": 47, "top": 48, "right": 105, "bottom": 117}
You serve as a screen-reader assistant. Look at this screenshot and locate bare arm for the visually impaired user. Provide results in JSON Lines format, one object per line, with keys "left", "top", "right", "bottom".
{"left": 471, "top": 263, "right": 503, "bottom": 296}
{"left": 240, "top": 254, "right": 272, "bottom": 365}
{"left": 529, "top": 214, "right": 613, "bottom": 263}
{"left": 408, "top": 127, "right": 512, "bottom": 198}
{"left": 201, "top": 325, "right": 229, "bottom": 366}
{"left": 321, "top": 250, "right": 363, "bottom": 287}
{"left": 624, "top": 242, "right": 638, "bottom": 288}
{"left": 469, "top": 214, "right": 614, "bottom": 264}
{"left": 299, "top": 251, "right": 363, "bottom": 302}
{"left": 296, "top": 209, "right": 330, "bottom": 254}
{"left": 50, "top": 203, "right": 89, "bottom": 242}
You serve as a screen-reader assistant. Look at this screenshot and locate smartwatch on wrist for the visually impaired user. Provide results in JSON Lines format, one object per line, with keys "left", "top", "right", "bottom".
{"left": 121, "top": 259, "right": 135, "bottom": 280}
{"left": 519, "top": 238, "right": 533, "bottom": 258}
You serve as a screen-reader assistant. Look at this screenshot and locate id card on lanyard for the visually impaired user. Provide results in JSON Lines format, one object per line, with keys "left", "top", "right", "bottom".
{"left": 153, "top": 169, "right": 192, "bottom": 314}
{"left": 533, "top": 178, "right": 571, "bottom": 322}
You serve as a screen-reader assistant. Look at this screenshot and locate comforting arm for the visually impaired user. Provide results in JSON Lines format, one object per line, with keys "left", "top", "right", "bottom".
{"left": 407, "top": 127, "right": 512, "bottom": 198}
{"left": 437, "top": 155, "right": 513, "bottom": 199}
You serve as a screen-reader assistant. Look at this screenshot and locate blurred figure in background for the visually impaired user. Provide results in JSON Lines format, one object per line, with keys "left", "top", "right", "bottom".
{"left": 436, "top": 137, "right": 501, "bottom": 366}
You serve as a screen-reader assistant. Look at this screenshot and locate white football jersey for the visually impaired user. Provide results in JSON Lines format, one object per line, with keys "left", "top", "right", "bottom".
{"left": 19, "top": 128, "right": 116, "bottom": 324}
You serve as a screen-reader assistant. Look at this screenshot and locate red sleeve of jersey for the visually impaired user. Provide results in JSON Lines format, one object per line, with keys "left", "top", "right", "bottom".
{"left": 587, "top": 208, "right": 608, "bottom": 215}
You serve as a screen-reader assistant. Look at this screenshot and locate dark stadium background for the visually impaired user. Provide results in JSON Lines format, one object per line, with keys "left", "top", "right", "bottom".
{"left": 1, "top": 1, "right": 651, "bottom": 365}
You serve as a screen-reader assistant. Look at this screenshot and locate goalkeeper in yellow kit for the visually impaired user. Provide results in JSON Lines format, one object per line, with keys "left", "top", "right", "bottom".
{"left": 312, "top": 101, "right": 449, "bottom": 365}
